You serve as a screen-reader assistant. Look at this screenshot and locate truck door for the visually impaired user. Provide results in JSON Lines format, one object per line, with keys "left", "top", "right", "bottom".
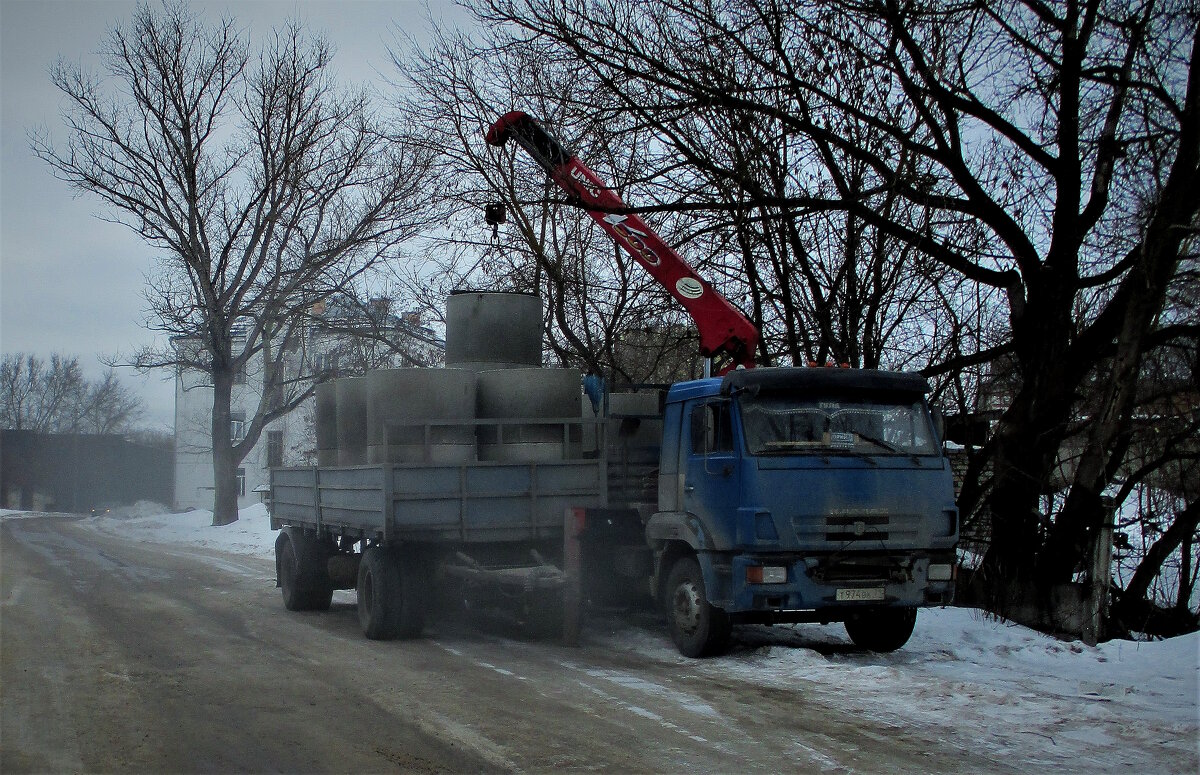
{"left": 681, "top": 400, "right": 741, "bottom": 531}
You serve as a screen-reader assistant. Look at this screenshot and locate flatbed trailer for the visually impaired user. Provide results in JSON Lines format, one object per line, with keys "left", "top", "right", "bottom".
{"left": 269, "top": 415, "right": 651, "bottom": 640}
{"left": 270, "top": 454, "right": 606, "bottom": 545}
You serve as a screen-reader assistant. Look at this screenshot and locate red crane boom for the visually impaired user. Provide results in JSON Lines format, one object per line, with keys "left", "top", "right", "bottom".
{"left": 486, "top": 111, "right": 758, "bottom": 372}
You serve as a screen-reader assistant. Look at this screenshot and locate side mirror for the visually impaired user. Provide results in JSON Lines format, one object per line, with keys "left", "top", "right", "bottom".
{"left": 931, "top": 408, "right": 946, "bottom": 444}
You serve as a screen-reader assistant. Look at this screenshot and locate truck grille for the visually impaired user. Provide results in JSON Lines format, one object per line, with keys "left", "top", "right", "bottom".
{"left": 810, "top": 555, "right": 909, "bottom": 584}
{"left": 792, "top": 514, "right": 922, "bottom": 545}
{"left": 825, "top": 515, "right": 889, "bottom": 541}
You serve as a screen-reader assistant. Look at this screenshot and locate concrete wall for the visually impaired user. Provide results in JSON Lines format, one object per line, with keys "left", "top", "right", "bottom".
{"left": 1, "top": 430, "right": 173, "bottom": 512}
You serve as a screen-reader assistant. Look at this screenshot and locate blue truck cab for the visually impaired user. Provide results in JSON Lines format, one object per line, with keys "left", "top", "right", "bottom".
{"left": 645, "top": 367, "right": 958, "bottom": 656}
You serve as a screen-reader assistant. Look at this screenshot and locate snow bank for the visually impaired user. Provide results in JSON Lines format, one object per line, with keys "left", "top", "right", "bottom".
{"left": 0, "top": 509, "right": 47, "bottom": 521}
{"left": 88, "top": 502, "right": 278, "bottom": 561}
{"left": 593, "top": 608, "right": 1198, "bottom": 772}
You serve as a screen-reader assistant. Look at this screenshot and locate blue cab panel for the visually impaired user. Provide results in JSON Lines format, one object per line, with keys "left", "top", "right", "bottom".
{"left": 649, "top": 368, "right": 958, "bottom": 617}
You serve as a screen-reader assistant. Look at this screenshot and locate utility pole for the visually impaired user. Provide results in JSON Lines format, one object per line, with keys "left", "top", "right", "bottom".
{"left": 1082, "top": 497, "right": 1116, "bottom": 646}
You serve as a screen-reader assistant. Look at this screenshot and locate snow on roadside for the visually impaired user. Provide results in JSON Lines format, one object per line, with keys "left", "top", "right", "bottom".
{"left": 593, "top": 608, "right": 1199, "bottom": 772}
{"left": 71, "top": 503, "right": 1200, "bottom": 772}
{"left": 86, "top": 501, "right": 278, "bottom": 561}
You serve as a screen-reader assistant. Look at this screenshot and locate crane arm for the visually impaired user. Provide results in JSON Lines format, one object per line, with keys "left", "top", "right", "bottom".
{"left": 486, "top": 111, "right": 758, "bottom": 371}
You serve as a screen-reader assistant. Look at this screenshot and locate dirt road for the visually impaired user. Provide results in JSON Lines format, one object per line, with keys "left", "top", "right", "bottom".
{"left": 2, "top": 515, "right": 1006, "bottom": 773}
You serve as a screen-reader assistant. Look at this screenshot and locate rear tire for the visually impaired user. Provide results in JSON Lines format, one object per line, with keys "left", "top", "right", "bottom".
{"left": 277, "top": 531, "right": 334, "bottom": 612}
{"left": 664, "top": 556, "right": 731, "bottom": 657}
{"left": 357, "top": 546, "right": 426, "bottom": 640}
{"left": 307, "top": 585, "right": 335, "bottom": 612}
{"left": 395, "top": 550, "right": 427, "bottom": 638}
{"left": 844, "top": 607, "right": 917, "bottom": 652}
{"left": 279, "top": 539, "right": 307, "bottom": 611}
{"left": 519, "top": 589, "right": 565, "bottom": 640}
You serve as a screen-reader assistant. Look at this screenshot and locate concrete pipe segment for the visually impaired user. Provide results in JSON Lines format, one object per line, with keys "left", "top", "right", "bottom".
{"left": 476, "top": 368, "right": 581, "bottom": 462}
{"left": 606, "top": 391, "right": 664, "bottom": 463}
{"left": 315, "top": 381, "right": 338, "bottom": 466}
{"left": 334, "top": 377, "right": 368, "bottom": 466}
{"left": 445, "top": 291, "right": 542, "bottom": 370}
{"left": 365, "top": 368, "right": 476, "bottom": 464}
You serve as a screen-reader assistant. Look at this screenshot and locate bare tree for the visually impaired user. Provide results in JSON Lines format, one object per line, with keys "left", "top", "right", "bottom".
{"left": 0, "top": 353, "right": 143, "bottom": 434}
{"left": 473, "top": 0, "right": 1200, "bottom": 615}
{"left": 1106, "top": 299, "right": 1199, "bottom": 634}
{"left": 391, "top": 23, "right": 696, "bottom": 383}
{"left": 33, "top": 2, "right": 433, "bottom": 524}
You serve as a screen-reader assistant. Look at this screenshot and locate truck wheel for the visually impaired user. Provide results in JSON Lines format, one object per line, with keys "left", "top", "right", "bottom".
{"left": 358, "top": 547, "right": 402, "bottom": 639}
{"left": 520, "top": 589, "right": 564, "bottom": 640}
{"left": 844, "top": 607, "right": 917, "bottom": 652}
{"left": 664, "top": 557, "right": 731, "bottom": 658}
{"left": 394, "top": 550, "right": 427, "bottom": 639}
{"left": 279, "top": 539, "right": 307, "bottom": 611}
{"left": 306, "top": 583, "right": 335, "bottom": 612}
{"left": 357, "top": 547, "right": 426, "bottom": 640}
{"left": 278, "top": 532, "right": 334, "bottom": 612}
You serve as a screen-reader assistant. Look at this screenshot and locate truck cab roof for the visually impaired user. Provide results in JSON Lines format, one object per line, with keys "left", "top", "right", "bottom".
{"left": 666, "top": 367, "right": 931, "bottom": 404}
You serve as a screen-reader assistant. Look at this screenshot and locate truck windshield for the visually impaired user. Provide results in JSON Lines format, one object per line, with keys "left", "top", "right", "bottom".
{"left": 739, "top": 395, "right": 939, "bottom": 456}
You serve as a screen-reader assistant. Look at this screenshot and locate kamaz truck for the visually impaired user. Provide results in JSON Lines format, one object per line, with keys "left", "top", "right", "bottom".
{"left": 270, "top": 364, "right": 957, "bottom": 656}
{"left": 646, "top": 366, "right": 957, "bottom": 655}
{"left": 269, "top": 112, "right": 958, "bottom": 656}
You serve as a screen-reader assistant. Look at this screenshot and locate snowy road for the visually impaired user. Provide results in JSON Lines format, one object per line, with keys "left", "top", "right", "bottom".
{"left": 2, "top": 510, "right": 1196, "bottom": 773}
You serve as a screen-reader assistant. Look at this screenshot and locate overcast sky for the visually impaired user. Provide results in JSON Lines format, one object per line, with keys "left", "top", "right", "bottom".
{"left": 1, "top": 0, "right": 469, "bottom": 431}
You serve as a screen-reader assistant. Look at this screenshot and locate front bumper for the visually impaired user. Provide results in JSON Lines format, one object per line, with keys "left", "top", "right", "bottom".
{"left": 703, "top": 551, "right": 956, "bottom": 616}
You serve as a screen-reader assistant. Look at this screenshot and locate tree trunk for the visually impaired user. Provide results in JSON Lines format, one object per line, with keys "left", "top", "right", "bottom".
{"left": 974, "top": 275, "right": 1082, "bottom": 603}
{"left": 1039, "top": 42, "right": 1200, "bottom": 582}
{"left": 1123, "top": 502, "right": 1199, "bottom": 605}
{"left": 210, "top": 367, "right": 239, "bottom": 527}
{"left": 1039, "top": 339, "right": 1142, "bottom": 584}
{"left": 977, "top": 404, "right": 1055, "bottom": 584}
{"left": 1177, "top": 527, "right": 1195, "bottom": 613}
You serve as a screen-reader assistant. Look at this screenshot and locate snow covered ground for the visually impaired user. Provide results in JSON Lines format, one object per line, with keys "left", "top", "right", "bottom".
{"left": 6, "top": 503, "right": 1197, "bottom": 771}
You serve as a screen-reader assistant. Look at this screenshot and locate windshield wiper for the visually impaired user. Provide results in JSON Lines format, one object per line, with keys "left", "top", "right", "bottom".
{"left": 855, "top": 433, "right": 900, "bottom": 453}
{"left": 856, "top": 433, "right": 921, "bottom": 464}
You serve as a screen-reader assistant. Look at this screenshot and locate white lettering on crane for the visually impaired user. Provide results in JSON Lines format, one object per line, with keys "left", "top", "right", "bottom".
{"left": 569, "top": 166, "right": 602, "bottom": 199}
{"left": 602, "top": 213, "right": 662, "bottom": 267}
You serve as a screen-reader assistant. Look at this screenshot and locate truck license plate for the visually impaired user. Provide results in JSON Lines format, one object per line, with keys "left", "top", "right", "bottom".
{"left": 836, "top": 587, "right": 885, "bottom": 602}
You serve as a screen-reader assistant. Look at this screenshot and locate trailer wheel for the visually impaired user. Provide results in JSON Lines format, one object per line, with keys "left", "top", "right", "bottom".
{"left": 277, "top": 532, "right": 334, "bottom": 612}
{"left": 519, "top": 589, "right": 564, "bottom": 640}
{"left": 394, "top": 550, "right": 427, "bottom": 639}
{"left": 306, "top": 582, "right": 334, "bottom": 612}
{"left": 664, "top": 556, "right": 731, "bottom": 657}
{"left": 279, "top": 539, "right": 306, "bottom": 611}
{"left": 357, "top": 547, "right": 426, "bottom": 640}
{"left": 844, "top": 607, "right": 917, "bottom": 652}
{"left": 358, "top": 547, "right": 401, "bottom": 639}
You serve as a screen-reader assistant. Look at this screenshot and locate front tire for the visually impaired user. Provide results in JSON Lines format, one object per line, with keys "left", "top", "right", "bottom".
{"left": 664, "top": 556, "right": 731, "bottom": 657}
{"left": 844, "top": 607, "right": 917, "bottom": 652}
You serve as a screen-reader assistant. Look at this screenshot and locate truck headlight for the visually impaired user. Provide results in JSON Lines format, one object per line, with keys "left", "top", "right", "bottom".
{"left": 747, "top": 565, "right": 787, "bottom": 584}
{"left": 927, "top": 563, "right": 954, "bottom": 582}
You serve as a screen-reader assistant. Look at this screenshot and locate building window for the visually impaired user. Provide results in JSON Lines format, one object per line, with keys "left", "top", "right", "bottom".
{"left": 236, "top": 467, "right": 246, "bottom": 497}
{"left": 266, "top": 430, "right": 284, "bottom": 469}
{"left": 230, "top": 410, "right": 246, "bottom": 442}
{"left": 233, "top": 361, "right": 247, "bottom": 385}
{"left": 314, "top": 352, "right": 338, "bottom": 376}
